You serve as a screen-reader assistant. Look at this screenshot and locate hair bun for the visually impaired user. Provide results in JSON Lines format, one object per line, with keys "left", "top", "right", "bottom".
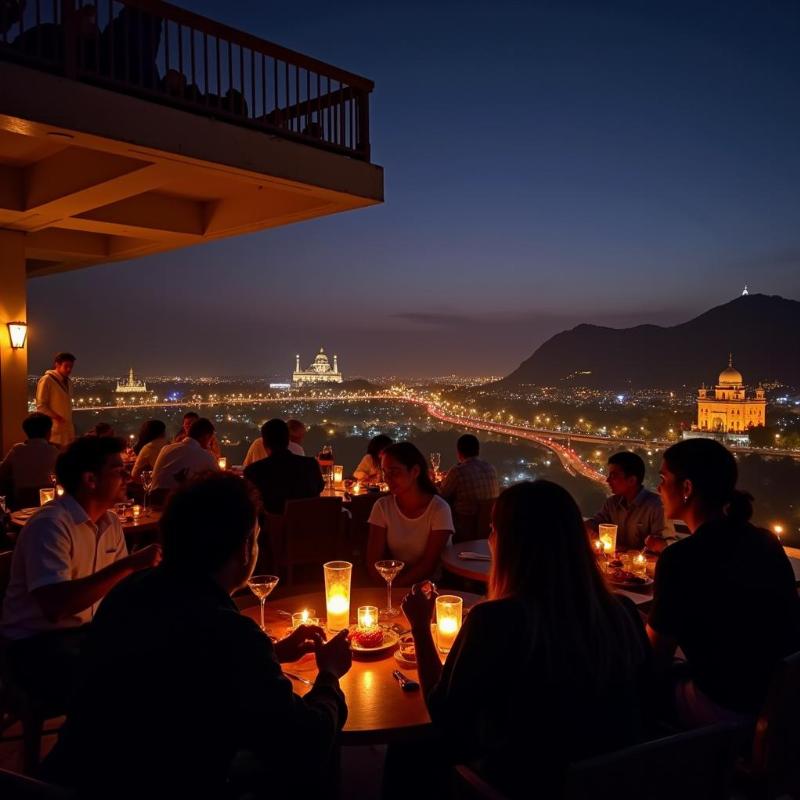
{"left": 725, "top": 489, "right": 754, "bottom": 523}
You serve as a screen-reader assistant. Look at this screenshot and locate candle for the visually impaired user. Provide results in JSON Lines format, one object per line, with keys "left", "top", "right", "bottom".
{"left": 435, "top": 595, "right": 463, "bottom": 654}
{"left": 132, "top": 504, "right": 141, "bottom": 520}
{"left": 357, "top": 605, "right": 378, "bottom": 631}
{"left": 592, "top": 538, "right": 604, "bottom": 555}
{"left": 598, "top": 524, "right": 618, "bottom": 555}
{"left": 632, "top": 552, "right": 647, "bottom": 577}
{"left": 291, "top": 609, "right": 318, "bottom": 629}
{"left": 217, "top": 457, "right": 227, "bottom": 470}
{"left": 351, "top": 481, "right": 362, "bottom": 495}
{"left": 56, "top": 484, "right": 64, "bottom": 497}
{"left": 39, "top": 487, "right": 55, "bottom": 506}
{"left": 333, "top": 465, "right": 344, "bottom": 486}
{"left": 323, "top": 561, "right": 352, "bottom": 632}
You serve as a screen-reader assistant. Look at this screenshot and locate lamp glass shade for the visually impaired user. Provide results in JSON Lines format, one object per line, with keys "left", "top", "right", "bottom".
{"left": 7, "top": 322, "right": 27, "bottom": 349}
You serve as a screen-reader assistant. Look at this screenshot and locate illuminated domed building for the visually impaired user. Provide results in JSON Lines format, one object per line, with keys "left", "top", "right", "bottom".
{"left": 292, "top": 348, "right": 343, "bottom": 385}
{"left": 688, "top": 355, "right": 765, "bottom": 445}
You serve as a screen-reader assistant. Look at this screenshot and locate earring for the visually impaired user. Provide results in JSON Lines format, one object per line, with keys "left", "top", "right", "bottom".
{"left": 682, "top": 496, "right": 689, "bottom": 504}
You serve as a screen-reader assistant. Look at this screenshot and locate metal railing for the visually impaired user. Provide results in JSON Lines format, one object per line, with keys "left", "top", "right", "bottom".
{"left": 0, "top": 0, "right": 373, "bottom": 160}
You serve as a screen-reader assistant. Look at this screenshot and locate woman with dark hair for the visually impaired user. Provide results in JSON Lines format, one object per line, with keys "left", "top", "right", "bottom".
{"left": 648, "top": 438, "right": 800, "bottom": 727}
{"left": 131, "top": 419, "right": 167, "bottom": 479}
{"left": 366, "top": 442, "right": 453, "bottom": 586}
{"left": 353, "top": 434, "right": 393, "bottom": 483}
{"left": 400, "top": 480, "right": 649, "bottom": 798}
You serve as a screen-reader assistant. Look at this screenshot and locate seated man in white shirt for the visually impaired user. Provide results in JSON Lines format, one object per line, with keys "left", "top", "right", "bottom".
{"left": 0, "top": 435, "right": 162, "bottom": 713}
{"left": 0, "top": 412, "right": 59, "bottom": 509}
{"left": 243, "top": 418, "right": 306, "bottom": 466}
{"left": 151, "top": 417, "right": 219, "bottom": 493}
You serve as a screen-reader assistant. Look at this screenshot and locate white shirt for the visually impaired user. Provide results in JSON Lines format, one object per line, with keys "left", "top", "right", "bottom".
{"left": 244, "top": 438, "right": 304, "bottom": 466}
{"left": 1, "top": 495, "right": 128, "bottom": 640}
{"left": 354, "top": 454, "right": 381, "bottom": 482}
{"left": 131, "top": 438, "right": 167, "bottom": 479}
{"left": 35, "top": 370, "right": 74, "bottom": 446}
{"left": 151, "top": 438, "right": 218, "bottom": 491}
{"left": 368, "top": 495, "right": 454, "bottom": 566}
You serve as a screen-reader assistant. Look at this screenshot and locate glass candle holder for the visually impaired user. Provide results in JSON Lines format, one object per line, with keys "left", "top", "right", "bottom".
{"left": 132, "top": 504, "right": 141, "bottom": 520}
{"left": 632, "top": 552, "right": 648, "bottom": 577}
{"left": 333, "top": 465, "right": 344, "bottom": 485}
{"left": 435, "top": 595, "right": 463, "bottom": 654}
{"left": 56, "top": 484, "right": 65, "bottom": 497}
{"left": 39, "top": 487, "right": 55, "bottom": 506}
{"left": 598, "top": 524, "right": 618, "bottom": 554}
{"left": 324, "top": 561, "right": 352, "bottom": 632}
{"left": 357, "top": 605, "right": 378, "bottom": 631}
{"left": 292, "top": 609, "right": 318, "bottom": 629}
{"left": 351, "top": 481, "right": 362, "bottom": 495}
{"left": 217, "top": 457, "right": 227, "bottom": 470}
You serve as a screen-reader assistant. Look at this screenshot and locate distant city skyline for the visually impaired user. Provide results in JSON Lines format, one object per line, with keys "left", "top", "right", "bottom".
{"left": 27, "top": 0, "right": 800, "bottom": 376}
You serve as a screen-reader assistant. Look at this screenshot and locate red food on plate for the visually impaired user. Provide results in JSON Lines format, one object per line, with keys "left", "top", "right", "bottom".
{"left": 351, "top": 628, "right": 385, "bottom": 648}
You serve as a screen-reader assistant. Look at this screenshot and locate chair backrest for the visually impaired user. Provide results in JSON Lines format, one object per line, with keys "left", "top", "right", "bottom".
{"left": 0, "top": 549, "right": 13, "bottom": 605}
{"left": 563, "top": 723, "right": 740, "bottom": 800}
{"left": 0, "top": 768, "right": 73, "bottom": 799}
{"left": 452, "top": 497, "right": 495, "bottom": 544}
{"left": 347, "top": 493, "right": 382, "bottom": 558}
{"left": 752, "top": 650, "right": 800, "bottom": 796}
{"left": 283, "top": 497, "right": 345, "bottom": 585}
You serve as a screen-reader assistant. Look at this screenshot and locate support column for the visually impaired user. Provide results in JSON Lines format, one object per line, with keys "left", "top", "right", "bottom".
{"left": 0, "top": 230, "right": 27, "bottom": 456}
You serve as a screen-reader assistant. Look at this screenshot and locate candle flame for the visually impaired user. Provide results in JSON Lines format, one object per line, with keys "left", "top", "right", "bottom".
{"left": 328, "top": 594, "right": 348, "bottom": 613}
{"left": 439, "top": 618, "right": 458, "bottom": 634}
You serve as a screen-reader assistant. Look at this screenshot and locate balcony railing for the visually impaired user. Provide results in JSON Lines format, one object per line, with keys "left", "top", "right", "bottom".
{"left": 0, "top": 0, "right": 373, "bottom": 160}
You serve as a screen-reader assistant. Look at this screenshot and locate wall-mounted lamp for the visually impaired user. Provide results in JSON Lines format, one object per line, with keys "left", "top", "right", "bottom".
{"left": 7, "top": 322, "right": 27, "bottom": 349}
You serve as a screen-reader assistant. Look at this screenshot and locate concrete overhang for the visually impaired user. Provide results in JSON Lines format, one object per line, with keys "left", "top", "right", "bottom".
{"left": 0, "top": 61, "right": 384, "bottom": 277}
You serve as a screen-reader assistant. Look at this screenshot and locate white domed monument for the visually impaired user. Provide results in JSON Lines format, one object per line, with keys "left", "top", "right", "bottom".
{"left": 292, "top": 348, "right": 343, "bottom": 385}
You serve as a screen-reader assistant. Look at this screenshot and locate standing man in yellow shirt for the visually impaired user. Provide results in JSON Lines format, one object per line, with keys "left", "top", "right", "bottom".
{"left": 36, "top": 352, "right": 76, "bottom": 447}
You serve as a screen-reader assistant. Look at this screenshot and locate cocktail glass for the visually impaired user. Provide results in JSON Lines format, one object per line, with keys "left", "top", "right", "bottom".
{"left": 375, "top": 559, "right": 405, "bottom": 619}
{"left": 248, "top": 574, "right": 280, "bottom": 634}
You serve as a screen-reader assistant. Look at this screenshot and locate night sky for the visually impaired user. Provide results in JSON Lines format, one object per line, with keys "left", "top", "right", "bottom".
{"left": 27, "top": 0, "right": 800, "bottom": 378}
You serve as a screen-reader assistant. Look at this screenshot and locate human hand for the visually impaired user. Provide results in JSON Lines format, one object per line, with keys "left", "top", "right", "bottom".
{"left": 315, "top": 628, "right": 352, "bottom": 679}
{"left": 401, "top": 581, "right": 438, "bottom": 634}
{"left": 274, "top": 624, "right": 326, "bottom": 663}
{"left": 645, "top": 535, "right": 667, "bottom": 554}
{"left": 127, "top": 543, "right": 162, "bottom": 571}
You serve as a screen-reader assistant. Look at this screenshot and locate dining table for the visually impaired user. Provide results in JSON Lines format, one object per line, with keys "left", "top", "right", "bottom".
{"left": 242, "top": 586, "right": 480, "bottom": 745}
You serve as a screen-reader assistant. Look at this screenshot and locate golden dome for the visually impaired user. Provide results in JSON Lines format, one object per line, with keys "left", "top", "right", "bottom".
{"left": 718, "top": 355, "right": 743, "bottom": 386}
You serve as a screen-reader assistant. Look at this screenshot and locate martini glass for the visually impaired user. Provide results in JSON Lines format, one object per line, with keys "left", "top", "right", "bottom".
{"left": 248, "top": 574, "right": 280, "bottom": 634}
{"left": 375, "top": 559, "right": 404, "bottom": 619}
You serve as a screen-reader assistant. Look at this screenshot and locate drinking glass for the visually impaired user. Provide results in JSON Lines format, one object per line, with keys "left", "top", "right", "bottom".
{"left": 430, "top": 452, "right": 441, "bottom": 475}
{"left": 375, "top": 559, "right": 405, "bottom": 619}
{"left": 48, "top": 472, "right": 57, "bottom": 488}
{"left": 140, "top": 470, "right": 153, "bottom": 514}
{"left": 248, "top": 574, "right": 280, "bottom": 633}
{"left": 319, "top": 445, "right": 334, "bottom": 489}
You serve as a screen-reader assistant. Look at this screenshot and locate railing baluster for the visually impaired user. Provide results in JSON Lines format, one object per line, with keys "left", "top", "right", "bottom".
{"left": 203, "top": 32, "right": 208, "bottom": 104}
{"left": 250, "top": 48, "right": 255, "bottom": 119}
{"left": 238, "top": 42, "right": 243, "bottom": 116}
{"left": 284, "top": 60, "right": 289, "bottom": 129}
{"left": 190, "top": 24, "right": 195, "bottom": 91}
{"left": 261, "top": 52, "right": 266, "bottom": 122}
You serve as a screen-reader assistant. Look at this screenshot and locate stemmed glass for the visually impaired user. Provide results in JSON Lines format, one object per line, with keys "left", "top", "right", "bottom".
{"left": 375, "top": 559, "right": 404, "bottom": 619}
{"left": 140, "top": 470, "right": 153, "bottom": 515}
{"left": 248, "top": 574, "right": 280, "bottom": 634}
{"left": 430, "top": 452, "right": 441, "bottom": 476}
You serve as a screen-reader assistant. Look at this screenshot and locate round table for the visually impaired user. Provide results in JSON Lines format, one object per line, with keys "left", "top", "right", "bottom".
{"left": 9, "top": 507, "right": 161, "bottom": 540}
{"left": 441, "top": 538, "right": 491, "bottom": 583}
{"left": 243, "top": 586, "right": 480, "bottom": 745}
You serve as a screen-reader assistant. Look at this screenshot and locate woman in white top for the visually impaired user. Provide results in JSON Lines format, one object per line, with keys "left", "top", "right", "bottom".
{"left": 367, "top": 442, "right": 454, "bottom": 586}
{"left": 131, "top": 419, "right": 168, "bottom": 479}
{"left": 353, "top": 434, "right": 393, "bottom": 483}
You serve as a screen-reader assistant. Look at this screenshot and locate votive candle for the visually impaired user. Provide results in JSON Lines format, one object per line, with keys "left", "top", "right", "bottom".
{"left": 598, "top": 524, "right": 618, "bottom": 554}
{"left": 324, "top": 561, "right": 352, "bottom": 632}
{"left": 39, "top": 487, "right": 55, "bottom": 506}
{"left": 357, "top": 605, "right": 378, "bottom": 631}
{"left": 132, "top": 504, "right": 141, "bottom": 520}
{"left": 632, "top": 552, "right": 647, "bottom": 576}
{"left": 435, "top": 595, "right": 463, "bottom": 654}
{"left": 333, "top": 465, "right": 344, "bottom": 485}
{"left": 292, "top": 609, "right": 318, "bottom": 629}
{"left": 217, "top": 457, "right": 227, "bottom": 470}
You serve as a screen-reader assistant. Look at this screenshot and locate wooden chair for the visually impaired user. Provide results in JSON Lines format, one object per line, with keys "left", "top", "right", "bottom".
{"left": 281, "top": 497, "right": 346, "bottom": 586}
{"left": 748, "top": 650, "right": 800, "bottom": 797}
{"left": 0, "top": 768, "right": 72, "bottom": 798}
{"left": 347, "top": 493, "right": 382, "bottom": 563}
{"left": 453, "top": 723, "right": 740, "bottom": 800}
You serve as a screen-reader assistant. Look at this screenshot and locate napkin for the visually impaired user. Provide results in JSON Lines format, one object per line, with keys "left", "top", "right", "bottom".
{"left": 458, "top": 551, "right": 491, "bottom": 561}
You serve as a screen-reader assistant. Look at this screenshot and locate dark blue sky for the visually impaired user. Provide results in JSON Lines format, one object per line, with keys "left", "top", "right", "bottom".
{"left": 28, "top": 0, "right": 800, "bottom": 377}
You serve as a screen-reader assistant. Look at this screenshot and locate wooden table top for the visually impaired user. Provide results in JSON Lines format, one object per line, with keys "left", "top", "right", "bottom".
{"left": 10, "top": 506, "right": 161, "bottom": 536}
{"left": 242, "top": 586, "right": 480, "bottom": 745}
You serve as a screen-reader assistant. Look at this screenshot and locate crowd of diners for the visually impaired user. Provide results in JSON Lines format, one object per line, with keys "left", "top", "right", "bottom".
{"left": 0, "top": 356, "right": 798, "bottom": 797}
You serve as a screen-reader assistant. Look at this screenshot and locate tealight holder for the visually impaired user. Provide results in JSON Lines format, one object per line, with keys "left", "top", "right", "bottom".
{"left": 357, "top": 605, "right": 379, "bottom": 631}
{"left": 598, "top": 524, "right": 618, "bottom": 555}
{"left": 217, "top": 457, "right": 227, "bottom": 470}
{"left": 435, "top": 595, "right": 463, "bottom": 654}
{"left": 291, "top": 609, "right": 319, "bottom": 629}
{"left": 39, "top": 487, "right": 55, "bottom": 506}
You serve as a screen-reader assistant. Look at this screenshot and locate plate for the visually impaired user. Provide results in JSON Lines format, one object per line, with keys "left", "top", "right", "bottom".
{"left": 394, "top": 650, "right": 418, "bottom": 668}
{"left": 349, "top": 626, "right": 400, "bottom": 656}
{"left": 606, "top": 575, "right": 653, "bottom": 589}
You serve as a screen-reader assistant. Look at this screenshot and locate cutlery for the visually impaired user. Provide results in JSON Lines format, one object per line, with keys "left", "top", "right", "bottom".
{"left": 392, "top": 670, "right": 419, "bottom": 692}
{"left": 458, "top": 551, "right": 491, "bottom": 561}
{"left": 284, "top": 671, "right": 313, "bottom": 686}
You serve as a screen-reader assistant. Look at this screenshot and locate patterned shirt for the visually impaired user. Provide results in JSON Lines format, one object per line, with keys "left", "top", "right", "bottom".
{"left": 589, "top": 487, "right": 666, "bottom": 551}
{"left": 439, "top": 457, "right": 500, "bottom": 516}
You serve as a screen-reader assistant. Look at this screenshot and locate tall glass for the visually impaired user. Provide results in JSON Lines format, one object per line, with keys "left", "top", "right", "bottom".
{"left": 248, "top": 574, "right": 280, "bottom": 633}
{"left": 324, "top": 560, "right": 352, "bottom": 631}
{"left": 140, "top": 470, "right": 153, "bottom": 514}
{"left": 375, "top": 559, "right": 404, "bottom": 619}
{"left": 318, "top": 445, "right": 334, "bottom": 489}
{"left": 436, "top": 595, "right": 463, "bottom": 654}
{"left": 598, "top": 524, "right": 618, "bottom": 554}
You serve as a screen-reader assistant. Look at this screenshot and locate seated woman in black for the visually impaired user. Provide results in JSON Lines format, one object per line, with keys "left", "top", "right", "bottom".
{"left": 648, "top": 438, "right": 800, "bottom": 728}
{"left": 402, "top": 479, "right": 650, "bottom": 799}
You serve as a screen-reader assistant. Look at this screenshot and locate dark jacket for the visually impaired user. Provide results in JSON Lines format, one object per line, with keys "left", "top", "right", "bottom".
{"left": 244, "top": 450, "right": 324, "bottom": 515}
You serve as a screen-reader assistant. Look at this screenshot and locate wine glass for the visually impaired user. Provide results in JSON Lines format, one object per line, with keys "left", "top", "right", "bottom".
{"left": 140, "top": 470, "right": 153, "bottom": 514}
{"left": 319, "top": 444, "right": 334, "bottom": 489}
{"left": 375, "top": 559, "right": 404, "bottom": 619}
{"left": 430, "top": 452, "right": 441, "bottom": 476}
{"left": 248, "top": 574, "right": 280, "bottom": 634}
